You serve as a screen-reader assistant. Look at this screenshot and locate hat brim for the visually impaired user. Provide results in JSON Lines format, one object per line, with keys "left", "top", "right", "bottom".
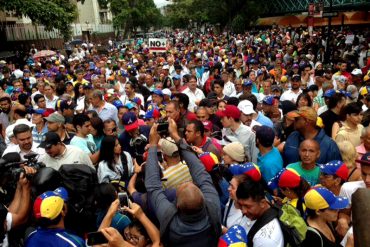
{"left": 124, "top": 120, "right": 139, "bottom": 132}
{"left": 328, "top": 196, "right": 349, "bottom": 210}
{"left": 241, "top": 109, "right": 256, "bottom": 115}
{"left": 216, "top": 110, "right": 226, "bottom": 118}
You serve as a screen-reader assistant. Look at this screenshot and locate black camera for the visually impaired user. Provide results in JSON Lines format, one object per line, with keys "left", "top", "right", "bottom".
{"left": 10, "top": 152, "right": 45, "bottom": 180}
{"left": 157, "top": 119, "right": 169, "bottom": 137}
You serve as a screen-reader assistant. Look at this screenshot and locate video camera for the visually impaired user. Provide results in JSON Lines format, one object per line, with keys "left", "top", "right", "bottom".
{"left": 157, "top": 119, "right": 169, "bottom": 137}
{"left": 0, "top": 152, "right": 45, "bottom": 181}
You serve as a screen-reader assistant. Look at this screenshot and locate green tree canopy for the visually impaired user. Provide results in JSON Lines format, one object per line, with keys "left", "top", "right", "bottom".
{"left": 110, "top": 0, "right": 162, "bottom": 37}
{"left": 0, "top": 0, "right": 77, "bottom": 41}
{"left": 164, "top": 0, "right": 262, "bottom": 32}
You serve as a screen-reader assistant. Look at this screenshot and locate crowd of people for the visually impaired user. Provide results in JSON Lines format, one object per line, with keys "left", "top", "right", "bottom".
{"left": 0, "top": 26, "right": 370, "bottom": 247}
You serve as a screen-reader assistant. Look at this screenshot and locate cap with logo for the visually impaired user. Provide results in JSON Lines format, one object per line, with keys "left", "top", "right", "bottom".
{"left": 122, "top": 112, "right": 139, "bottom": 132}
{"left": 39, "top": 132, "right": 62, "bottom": 149}
{"left": 304, "top": 186, "right": 349, "bottom": 210}
{"left": 238, "top": 100, "right": 255, "bottom": 115}
{"left": 33, "top": 187, "right": 69, "bottom": 220}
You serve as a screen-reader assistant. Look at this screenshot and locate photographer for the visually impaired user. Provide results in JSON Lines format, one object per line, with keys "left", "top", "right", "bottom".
{"left": 0, "top": 165, "right": 35, "bottom": 246}
{"left": 145, "top": 119, "right": 221, "bottom": 246}
{"left": 119, "top": 112, "right": 150, "bottom": 164}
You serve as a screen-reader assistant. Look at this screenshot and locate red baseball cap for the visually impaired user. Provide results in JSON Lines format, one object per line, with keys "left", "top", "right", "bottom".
{"left": 216, "top": 105, "right": 241, "bottom": 120}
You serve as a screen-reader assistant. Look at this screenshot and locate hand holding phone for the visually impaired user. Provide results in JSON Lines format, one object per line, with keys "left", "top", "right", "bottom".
{"left": 87, "top": 231, "right": 108, "bottom": 245}
{"left": 118, "top": 192, "right": 129, "bottom": 208}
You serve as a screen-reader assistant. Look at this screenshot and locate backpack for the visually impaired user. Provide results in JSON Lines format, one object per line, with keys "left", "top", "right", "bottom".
{"left": 59, "top": 164, "right": 98, "bottom": 236}
{"left": 247, "top": 204, "right": 307, "bottom": 247}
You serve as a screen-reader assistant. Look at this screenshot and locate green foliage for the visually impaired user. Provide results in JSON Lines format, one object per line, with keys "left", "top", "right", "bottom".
{"left": 165, "top": 0, "right": 262, "bottom": 32}
{"left": 0, "top": 0, "right": 77, "bottom": 41}
{"left": 110, "top": 0, "right": 162, "bottom": 37}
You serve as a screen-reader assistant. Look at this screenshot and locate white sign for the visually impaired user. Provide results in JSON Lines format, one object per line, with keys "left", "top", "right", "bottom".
{"left": 149, "top": 38, "right": 167, "bottom": 52}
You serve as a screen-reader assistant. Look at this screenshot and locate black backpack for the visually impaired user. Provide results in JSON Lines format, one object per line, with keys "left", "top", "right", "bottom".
{"left": 59, "top": 164, "right": 98, "bottom": 236}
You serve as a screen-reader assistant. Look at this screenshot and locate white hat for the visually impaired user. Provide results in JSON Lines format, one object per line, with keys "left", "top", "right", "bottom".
{"left": 159, "top": 137, "right": 178, "bottom": 157}
{"left": 351, "top": 68, "right": 362, "bottom": 76}
{"left": 107, "top": 60, "right": 112, "bottom": 64}
{"left": 59, "top": 64, "right": 65, "bottom": 68}
{"left": 132, "top": 58, "right": 138, "bottom": 63}
{"left": 162, "top": 88, "right": 172, "bottom": 97}
{"left": 0, "top": 60, "right": 6, "bottom": 64}
{"left": 68, "top": 58, "right": 73, "bottom": 63}
{"left": 162, "top": 64, "right": 169, "bottom": 70}
{"left": 81, "top": 43, "right": 88, "bottom": 48}
{"left": 51, "top": 56, "right": 56, "bottom": 61}
{"left": 238, "top": 100, "right": 255, "bottom": 115}
{"left": 73, "top": 57, "right": 80, "bottom": 61}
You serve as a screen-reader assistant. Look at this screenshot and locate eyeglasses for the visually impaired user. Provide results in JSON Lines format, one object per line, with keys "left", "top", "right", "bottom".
{"left": 124, "top": 231, "right": 142, "bottom": 243}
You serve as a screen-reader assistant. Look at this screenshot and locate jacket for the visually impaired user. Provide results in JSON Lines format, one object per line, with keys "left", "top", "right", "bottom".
{"left": 283, "top": 129, "right": 342, "bottom": 165}
{"left": 145, "top": 139, "right": 221, "bottom": 246}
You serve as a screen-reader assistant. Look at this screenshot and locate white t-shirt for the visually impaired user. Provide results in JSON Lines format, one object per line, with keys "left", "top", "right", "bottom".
{"left": 279, "top": 89, "right": 302, "bottom": 103}
{"left": 253, "top": 218, "right": 284, "bottom": 247}
{"left": 339, "top": 180, "right": 366, "bottom": 207}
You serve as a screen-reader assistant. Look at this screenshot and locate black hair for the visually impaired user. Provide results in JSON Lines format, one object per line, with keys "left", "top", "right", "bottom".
{"left": 127, "top": 220, "right": 150, "bottom": 243}
{"left": 86, "top": 110, "right": 99, "bottom": 118}
{"left": 173, "top": 93, "right": 190, "bottom": 110}
{"left": 296, "top": 93, "right": 312, "bottom": 107}
{"left": 37, "top": 214, "right": 62, "bottom": 228}
{"left": 94, "top": 183, "right": 117, "bottom": 210}
{"left": 340, "top": 102, "right": 363, "bottom": 120}
{"left": 328, "top": 93, "right": 345, "bottom": 110}
{"left": 189, "top": 120, "right": 205, "bottom": 137}
{"left": 212, "top": 79, "right": 225, "bottom": 89}
{"left": 236, "top": 180, "right": 265, "bottom": 202}
{"left": 72, "top": 113, "right": 90, "bottom": 129}
{"left": 18, "top": 93, "right": 29, "bottom": 105}
{"left": 90, "top": 117, "right": 105, "bottom": 137}
{"left": 14, "top": 108, "right": 27, "bottom": 118}
{"left": 13, "top": 124, "right": 31, "bottom": 137}
{"left": 73, "top": 82, "right": 83, "bottom": 103}
{"left": 99, "top": 136, "right": 118, "bottom": 172}
{"left": 227, "top": 97, "right": 239, "bottom": 106}
{"left": 34, "top": 94, "right": 45, "bottom": 104}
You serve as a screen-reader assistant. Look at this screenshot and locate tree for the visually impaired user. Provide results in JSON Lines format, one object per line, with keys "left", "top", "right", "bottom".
{"left": 0, "top": 0, "right": 77, "bottom": 41}
{"left": 110, "top": 0, "right": 162, "bottom": 38}
{"left": 164, "top": 0, "right": 262, "bottom": 32}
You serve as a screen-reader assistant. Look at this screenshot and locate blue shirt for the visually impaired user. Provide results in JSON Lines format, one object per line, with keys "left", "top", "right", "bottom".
{"left": 70, "top": 134, "right": 97, "bottom": 154}
{"left": 25, "top": 228, "right": 85, "bottom": 247}
{"left": 255, "top": 112, "right": 273, "bottom": 128}
{"left": 257, "top": 147, "right": 284, "bottom": 183}
{"left": 283, "top": 129, "right": 342, "bottom": 166}
{"left": 32, "top": 124, "right": 48, "bottom": 144}
{"left": 92, "top": 102, "right": 119, "bottom": 124}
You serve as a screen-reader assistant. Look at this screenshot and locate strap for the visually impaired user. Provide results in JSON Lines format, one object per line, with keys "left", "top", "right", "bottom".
{"left": 247, "top": 207, "right": 277, "bottom": 247}
{"left": 347, "top": 167, "right": 357, "bottom": 182}
{"left": 307, "top": 226, "right": 323, "bottom": 247}
{"left": 222, "top": 200, "right": 233, "bottom": 226}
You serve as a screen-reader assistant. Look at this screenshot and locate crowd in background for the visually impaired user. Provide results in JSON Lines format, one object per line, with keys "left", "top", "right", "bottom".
{"left": 0, "top": 26, "right": 369, "bottom": 247}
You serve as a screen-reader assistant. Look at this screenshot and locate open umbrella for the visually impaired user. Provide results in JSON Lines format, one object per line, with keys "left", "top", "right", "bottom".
{"left": 33, "top": 50, "right": 56, "bottom": 59}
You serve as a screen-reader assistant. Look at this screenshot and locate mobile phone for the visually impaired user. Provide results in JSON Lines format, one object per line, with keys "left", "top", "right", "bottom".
{"left": 118, "top": 192, "right": 129, "bottom": 207}
{"left": 87, "top": 231, "right": 108, "bottom": 245}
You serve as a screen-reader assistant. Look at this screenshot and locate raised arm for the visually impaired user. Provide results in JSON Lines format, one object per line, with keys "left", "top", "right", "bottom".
{"left": 144, "top": 124, "right": 177, "bottom": 228}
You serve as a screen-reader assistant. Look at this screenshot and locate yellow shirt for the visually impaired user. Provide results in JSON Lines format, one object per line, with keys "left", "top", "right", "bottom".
{"left": 335, "top": 123, "right": 364, "bottom": 147}
{"left": 73, "top": 79, "right": 89, "bottom": 86}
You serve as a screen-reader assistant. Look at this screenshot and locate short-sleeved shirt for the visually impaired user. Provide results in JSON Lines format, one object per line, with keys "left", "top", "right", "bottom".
{"left": 32, "top": 124, "right": 48, "bottom": 144}
{"left": 70, "top": 134, "right": 96, "bottom": 154}
{"left": 257, "top": 147, "right": 284, "bottom": 183}
{"left": 286, "top": 162, "right": 320, "bottom": 186}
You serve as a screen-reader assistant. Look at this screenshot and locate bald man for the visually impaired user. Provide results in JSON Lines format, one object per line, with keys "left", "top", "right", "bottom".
{"left": 145, "top": 120, "right": 221, "bottom": 246}
{"left": 286, "top": 139, "right": 321, "bottom": 186}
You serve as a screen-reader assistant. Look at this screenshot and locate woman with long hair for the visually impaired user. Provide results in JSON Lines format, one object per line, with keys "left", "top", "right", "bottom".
{"left": 74, "top": 82, "right": 85, "bottom": 113}
{"left": 90, "top": 117, "right": 105, "bottom": 150}
{"left": 296, "top": 93, "right": 313, "bottom": 108}
{"left": 97, "top": 135, "right": 133, "bottom": 184}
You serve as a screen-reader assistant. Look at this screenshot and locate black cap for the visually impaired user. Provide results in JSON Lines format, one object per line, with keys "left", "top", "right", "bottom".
{"left": 292, "top": 74, "right": 301, "bottom": 81}
{"left": 39, "top": 132, "right": 61, "bottom": 149}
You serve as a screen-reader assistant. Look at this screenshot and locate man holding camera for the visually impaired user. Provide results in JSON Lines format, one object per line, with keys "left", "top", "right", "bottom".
{"left": 145, "top": 118, "right": 221, "bottom": 246}
{"left": 118, "top": 112, "right": 150, "bottom": 164}
{"left": 2, "top": 124, "right": 45, "bottom": 162}
{"left": 0, "top": 164, "right": 35, "bottom": 246}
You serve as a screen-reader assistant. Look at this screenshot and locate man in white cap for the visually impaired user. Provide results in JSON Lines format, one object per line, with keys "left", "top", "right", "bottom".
{"left": 159, "top": 137, "right": 192, "bottom": 190}
{"left": 238, "top": 100, "right": 261, "bottom": 128}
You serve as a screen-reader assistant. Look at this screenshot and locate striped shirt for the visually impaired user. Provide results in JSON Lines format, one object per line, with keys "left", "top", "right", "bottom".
{"left": 32, "top": 124, "right": 48, "bottom": 144}
{"left": 162, "top": 162, "right": 192, "bottom": 190}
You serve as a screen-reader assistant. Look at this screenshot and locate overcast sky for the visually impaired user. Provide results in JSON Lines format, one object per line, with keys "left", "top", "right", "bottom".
{"left": 154, "top": 0, "right": 170, "bottom": 8}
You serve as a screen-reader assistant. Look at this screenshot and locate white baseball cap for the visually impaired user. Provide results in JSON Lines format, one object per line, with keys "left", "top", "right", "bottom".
{"left": 351, "top": 69, "right": 362, "bottom": 76}
{"left": 238, "top": 100, "right": 255, "bottom": 115}
{"left": 162, "top": 88, "right": 172, "bottom": 97}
